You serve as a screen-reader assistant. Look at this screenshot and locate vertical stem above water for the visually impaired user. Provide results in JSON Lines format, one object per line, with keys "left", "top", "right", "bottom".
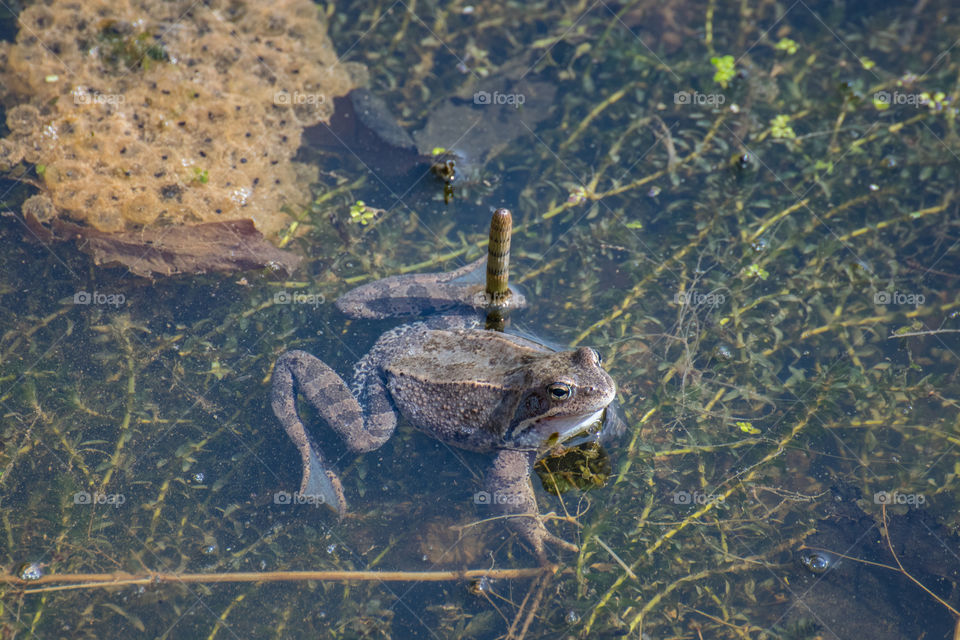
{"left": 485, "top": 208, "right": 512, "bottom": 330}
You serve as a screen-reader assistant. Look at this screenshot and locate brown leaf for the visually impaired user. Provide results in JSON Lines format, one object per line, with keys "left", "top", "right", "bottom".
{"left": 42, "top": 217, "right": 302, "bottom": 278}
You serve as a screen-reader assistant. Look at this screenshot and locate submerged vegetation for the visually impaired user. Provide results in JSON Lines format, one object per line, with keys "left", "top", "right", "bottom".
{"left": 2, "top": 0, "right": 960, "bottom": 638}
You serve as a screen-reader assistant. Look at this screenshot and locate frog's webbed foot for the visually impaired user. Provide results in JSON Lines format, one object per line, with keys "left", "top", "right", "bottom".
{"left": 271, "top": 350, "right": 395, "bottom": 514}
{"left": 485, "top": 449, "right": 579, "bottom": 563}
{"left": 297, "top": 433, "right": 348, "bottom": 514}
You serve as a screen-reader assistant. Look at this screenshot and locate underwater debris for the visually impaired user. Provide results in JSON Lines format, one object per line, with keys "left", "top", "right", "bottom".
{"left": 26, "top": 217, "right": 303, "bottom": 278}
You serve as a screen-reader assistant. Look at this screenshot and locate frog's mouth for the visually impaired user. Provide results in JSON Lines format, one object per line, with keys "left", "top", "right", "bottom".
{"left": 514, "top": 408, "right": 606, "bottom": 450}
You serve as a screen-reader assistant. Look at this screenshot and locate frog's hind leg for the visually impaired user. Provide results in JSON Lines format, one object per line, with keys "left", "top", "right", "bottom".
{"left": 485, "top": 449, "right": 579, "bottom": 563}
{"left": 335, "top": 257, "right": 487, "bottom": 319}
{"left": 271, "top": 350, "right": 396, "bottom": 513}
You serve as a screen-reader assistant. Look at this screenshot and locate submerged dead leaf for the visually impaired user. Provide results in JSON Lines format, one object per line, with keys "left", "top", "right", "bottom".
{"left": 26, "top": 215, "right": 302, "bottom": 277}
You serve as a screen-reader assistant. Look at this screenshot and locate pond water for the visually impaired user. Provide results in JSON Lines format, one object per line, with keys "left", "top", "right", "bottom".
{"left": 2, "top": 0, "right": 960, "bottom": 638}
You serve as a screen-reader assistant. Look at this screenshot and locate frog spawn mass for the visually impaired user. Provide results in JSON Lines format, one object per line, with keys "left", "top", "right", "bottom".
{"left": 0, "top": 0, "right": 356, "bottom": 237}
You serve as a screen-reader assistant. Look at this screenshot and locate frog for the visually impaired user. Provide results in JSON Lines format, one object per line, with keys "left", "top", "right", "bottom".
{"left": 270, "top": 257, "right": 618, "bottom": 561}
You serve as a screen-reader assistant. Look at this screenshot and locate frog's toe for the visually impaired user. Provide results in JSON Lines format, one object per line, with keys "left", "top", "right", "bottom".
{"left": 301, "top": 446, "right": 348, "bottom": 514}
{"left": 543, "top": 530, "right": 579, "bottom": 553}
{"left": 518, "top": 518, "right": 578, "bottom": 562}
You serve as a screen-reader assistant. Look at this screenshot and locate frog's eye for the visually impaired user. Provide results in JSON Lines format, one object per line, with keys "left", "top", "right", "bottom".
{"left": 592, "top": 349, "right": 603, "bottom": 365}
{"left": 547, "top": 382, "right": 572, "bottom": 400}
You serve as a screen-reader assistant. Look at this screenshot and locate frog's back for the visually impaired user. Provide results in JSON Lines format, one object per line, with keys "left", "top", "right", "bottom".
{"left": 383, "top": 329, "right": 549, "bottom": 450}
{"left": 390, "top": 329, "right": 549, "bottom": 376}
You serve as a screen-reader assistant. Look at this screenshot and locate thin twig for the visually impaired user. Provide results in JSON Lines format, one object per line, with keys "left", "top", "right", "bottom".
{"left": 593, "top": 536, "right": 637, "bottom": 580}
{"left": 889, "top": 329, "right": 960, "bottom": 338}
{"left": 880, "top": 504, "right": 960, "bottom": 617}
{"left": 2, "top": 567, "right": 551, "bottom": 594}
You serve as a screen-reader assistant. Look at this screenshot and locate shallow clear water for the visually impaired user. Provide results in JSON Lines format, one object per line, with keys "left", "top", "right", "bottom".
{"left": 3, "top": 1, "right": 960, "bottom": 638}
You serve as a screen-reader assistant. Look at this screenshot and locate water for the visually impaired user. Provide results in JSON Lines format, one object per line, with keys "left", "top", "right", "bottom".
{"left": 2, "top": 0, "right": 960, "bottom": 638}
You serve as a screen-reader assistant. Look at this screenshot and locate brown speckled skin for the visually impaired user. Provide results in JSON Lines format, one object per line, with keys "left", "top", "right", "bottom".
{"left": 271, "top": 259, "right": 616, "bottom": 562}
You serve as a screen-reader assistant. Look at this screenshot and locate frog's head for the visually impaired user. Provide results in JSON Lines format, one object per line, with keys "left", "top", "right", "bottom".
{"left": 505, "top": 347, "right": 617, "bottom": 451}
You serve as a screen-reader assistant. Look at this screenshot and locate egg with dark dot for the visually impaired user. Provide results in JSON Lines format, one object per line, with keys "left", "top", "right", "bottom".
{"left": 799, "top": 549, "right": 836, "bottom": 574}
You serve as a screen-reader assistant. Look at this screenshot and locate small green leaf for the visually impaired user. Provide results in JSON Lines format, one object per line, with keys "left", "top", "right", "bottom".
{"left": 736, "top": 421, "right": 761, "bottom": 435}
{"left": 770, "top": 114, "right": 796, "bottom": 139}
{"left": 349, "top": 200, "right": 377, "bottom": 225}
{"left": 710, "top": 55, "right": 736, "bottom": 89}
{"left": 774, "top": 38, "right": 798, "bottom": 55}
